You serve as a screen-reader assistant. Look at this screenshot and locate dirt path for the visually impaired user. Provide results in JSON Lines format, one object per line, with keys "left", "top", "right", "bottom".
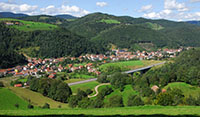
{"left": 88, "top": 83, "right": 110, "bottom": 98}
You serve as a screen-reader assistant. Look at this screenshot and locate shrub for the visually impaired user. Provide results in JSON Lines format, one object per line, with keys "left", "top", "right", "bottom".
{"left": 14, "top": 103, "right": 19, "bottom": 108}
{"left": 42, "top": 103, "right": 50, "bottom": 109}
{"left": 68, "top": 95, "right": 79, "bottom": 108}
{"left": 77, "top": 89, "right": 87, "bottom": 100}
{"left": 106, "top": 95, "right": 124, "bottom": 107}
{"left": 90, "top": 97, "right": 104, "bottom": 108}
{"left": 0, "top": 81, "right": 4, "bottom": 87}
{"left": 127, "top": 95, "right": 144, "bottom": 106}
{"left": 27, "top": 104, "right": 34, "bottom": 109}
{"left": 78, "top": 98, "right": 91, "bottom": 108}
{"left": 86, "top": 89, "right": 93, "bottom": 95}
{"left": 155, "top": 92, "right": 173, "bottom": 106}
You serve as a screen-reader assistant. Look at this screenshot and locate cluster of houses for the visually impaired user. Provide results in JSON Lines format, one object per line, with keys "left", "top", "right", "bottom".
{"left": 4, "top": 21, "right": 23, "bottom": 26}
{"left": 0, "top": 48, "right": 184, "bottom": 79}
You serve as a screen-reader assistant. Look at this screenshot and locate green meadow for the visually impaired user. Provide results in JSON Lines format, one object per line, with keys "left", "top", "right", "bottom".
{"left": 98, "top": 19, "right": 121, "bottom": 24}
{"left": 0, "top": 106, "right": 199, "bottom": 116}
{"left": 0, "top": 18, "right": 58, "bottom": 31}
{"left": 164, "top": 82, "right": 200, "bottom": 97}
{"left": 0, "top": 88, "right": 29, "bottom": 110}
{"left": 9, "top": 87, "right": 69, "bottom": 109}
{"left": 99, "top": 60, "right": 163, "bottom": 72}
{"left": 70, "top": 81, "right": 100, "bottom": 94}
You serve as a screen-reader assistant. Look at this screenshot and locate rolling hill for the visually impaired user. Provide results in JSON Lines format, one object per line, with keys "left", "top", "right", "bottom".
{"left": 187, "top": 21, "right": 200, "bottom": 26}
{"left": 65, "top": 12, "right": 200, "bottom": 50}
{"left": 0, "top": 12, "right": 28, "bottom": 18}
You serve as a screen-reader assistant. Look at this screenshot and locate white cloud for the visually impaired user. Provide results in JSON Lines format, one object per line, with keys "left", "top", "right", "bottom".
{"left": 164, "top": 0, "right": 188, "bottom": 12}
{"left": 40, "top": 5, "right": 90, "bottom": 17}
{"left": 140, "top": 5, "right": 153, "bottom": 12}
{"left": 0, "top": 2, "right": 37, "bottom": 14}
{"left": 141, "top": 0, "right": 200, "bottom": 21}
{"left": 143, "top": 11, "right": 200, "bottom": 21}
{"left": 96, "top": 2, "right": 107, "bottom": 7}
{"left": 190, "top": 0, "right": 200, "bottom": 2}
{"left": 143, "top": 12, "right": 161, "bottom": 18}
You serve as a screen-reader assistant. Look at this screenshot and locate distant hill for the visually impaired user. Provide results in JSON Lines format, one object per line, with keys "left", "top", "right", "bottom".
{"left": 187, "top": 21, "right": 200, "bottom": 26}
{"left": 0, "top": 12, "right": 28, "bottom": 18}
{"left": 18, "top": 15, "right": 68, "bottom": 24}
{"left": 55, "top": 14, "right": 77, "bottom": 19}
{"left": 65, "top": 12, "right": 200, "bottom": 49}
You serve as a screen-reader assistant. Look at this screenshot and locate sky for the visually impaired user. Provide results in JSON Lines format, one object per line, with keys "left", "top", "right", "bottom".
{"left": 0, "top": 0, "right": 200, "bottom": 21}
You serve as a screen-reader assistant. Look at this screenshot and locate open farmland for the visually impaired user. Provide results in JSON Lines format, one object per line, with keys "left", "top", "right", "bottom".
{"left": 0, "top": 18, "right": 58, "bottom": 31}
{"left": 0, "top": 88, "right": 29, "bottom": 110}
{"left": 0, "top": 106, "right": 199, "bottom": 116}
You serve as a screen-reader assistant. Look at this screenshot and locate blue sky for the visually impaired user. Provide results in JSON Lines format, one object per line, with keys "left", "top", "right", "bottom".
{"left": 0, "top": 0, "right": 200, "bottom": 21}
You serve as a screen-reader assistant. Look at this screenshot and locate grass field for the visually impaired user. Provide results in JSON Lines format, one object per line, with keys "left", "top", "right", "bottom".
{"left": 98, "top": 19, "right": 121, "bottom": 24}
{"left": 0, "top": 88, "right": 29, "bottom": 110}
{"left": 65, "top": 79, "right": 87, "bottom": 83}
{"left": 0, "top": 18, "right": 58, "bottom": 31}
{"left": 164, "top": 82, "right": 200, "bottom": 97}
{"left": 0, "top": 106, "right": 199, "bottom": 116}
{"left": 99, "top": 60, "right": 162, "bottom": 72}
{"left": 69, "top": 73, "right": 95, "bottom": 79}
{"left": 70, "top": 81, "right": 100, "bottom": 94}
{"left": 9, "top": 87, "right": 69, "bottom": 109}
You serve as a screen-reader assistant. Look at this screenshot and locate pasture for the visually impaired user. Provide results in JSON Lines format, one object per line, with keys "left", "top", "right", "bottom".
{"left": 0, "top": 88, "right": 29, "bottom": 110}
{"left": 9, "top": 87, "right": 69, "bottom": 109}
{"left": 99, "top": 60, "right": 161, "bottom": 72}
{"left": 0, "top": 18, "right": 58, "bottom": 31}
{"left": 164, "top": 82, "right": 200, "bottom": 97}
{"left": 70, "top": 81, "right": 100, "bottom": 94}
{"left": 98, "top": 19, "right": 121, "bottom": 24}
{"left": 0, "top": 106, "right": 199, "bottom": 116}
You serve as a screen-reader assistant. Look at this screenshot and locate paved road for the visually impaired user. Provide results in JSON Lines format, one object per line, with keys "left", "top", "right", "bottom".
{"left": 68, "top": 78, "right": 97, "bottom": 86}
{"left": 68, "top": 62, "right": 165, "bottom": 86}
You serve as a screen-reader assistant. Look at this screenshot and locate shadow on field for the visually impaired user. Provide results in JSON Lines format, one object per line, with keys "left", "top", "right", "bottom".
{"left": 1, "top": 115, "right": 199, "bottom": 117}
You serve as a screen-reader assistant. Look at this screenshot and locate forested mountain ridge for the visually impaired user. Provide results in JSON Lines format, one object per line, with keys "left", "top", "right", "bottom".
{"left": 65, "top": 13, "right": 200, "bottom": 50}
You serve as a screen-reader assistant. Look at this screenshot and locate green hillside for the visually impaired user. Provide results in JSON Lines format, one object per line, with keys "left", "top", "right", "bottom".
{"left": 0, "top": 106, "right": 200, "bottom": 116}
{"left": 0, "top": 18, "right": 58, "bottom": 31}
{"left": 92, "top": 24, "right": 168, "bottom": 49}
{"left": 0, "top": 88, "right": 29, "bottom": 110}
{"left": 19, "top": 15, "right": 68, "bottom": 25}
{"left": 65, "top": 13, "right": 200, "bottom": 49}
{"left": 164, "top": 82, "right": 200, "bottom": 97}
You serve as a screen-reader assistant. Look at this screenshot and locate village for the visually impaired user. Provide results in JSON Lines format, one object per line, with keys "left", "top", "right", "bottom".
{"left": 0, "top": 48, "right": 184, "bottom": 81}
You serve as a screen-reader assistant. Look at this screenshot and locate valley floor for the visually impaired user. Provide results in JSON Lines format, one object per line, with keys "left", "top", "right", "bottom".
{"left": 0, "top": 106, "right": 200, "bottom": 116}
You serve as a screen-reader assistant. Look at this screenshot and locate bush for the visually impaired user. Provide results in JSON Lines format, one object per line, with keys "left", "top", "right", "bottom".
{"left": 110, "top": 72, "right": 130, "bottom": 89}
{"left": 106, "top": 95, "right": 124, "bottom": 107}
{"left": 14, "top": 103, "right": 19, "bottom": 108}
{"left": 78, "top": 98, "right": 91, "bottom": 108}
{"left": 68, "top": 95, "right": 79, "bottom": 108}
{"left": 97, "top": 74, "right": 109, "bottom": 83}
{"left": 98, "top": 86, "right": 113, "bottom": 98}
{"left": 86, "top": 89, "right": 93, "bottom": 95}
{"left": 155, "top": 92, "right": 174, "bottom": 106}
{"left": 91, "top": 97, "right": 104, "bottom": 108}
{"left": 127, "top": 95, "right": 144, "bottom": 106}
{"left": 77, "top": 89, "right": 87, "bottom": 100}
{"left": 42, "top": 103, "right": 50, "bottom": 109}
{"left": 27, "top": 104, "right": 34, "bottom": 109}
{"left": 0, "top": 81, "right": 4, "bottom": 87}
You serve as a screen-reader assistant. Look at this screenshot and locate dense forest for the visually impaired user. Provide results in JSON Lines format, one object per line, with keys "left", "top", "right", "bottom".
{"left": 0, "top": 23, "right": 27, "bottom": 68}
